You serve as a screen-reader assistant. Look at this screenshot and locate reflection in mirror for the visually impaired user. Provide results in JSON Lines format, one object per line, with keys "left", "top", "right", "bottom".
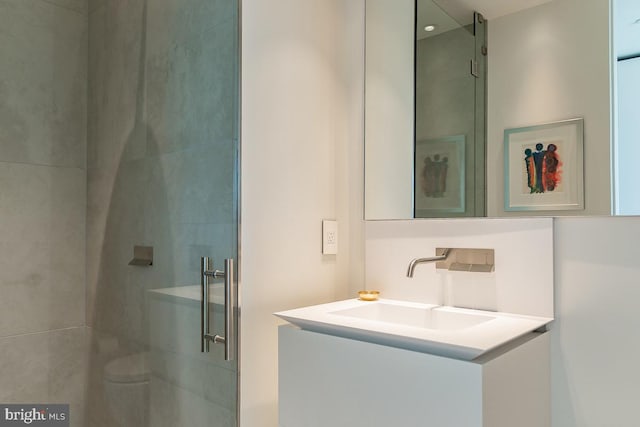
{"left": 365, "top": 0, "right": 621, "bottom": 220}
{"left": 364, "top": 0, "right": 486, "bottom": 220}
{"left": 614, "top": 0, "right": 640, "bottom": 215}
{"left": 414, "top": 5, "right": 486, "bottom": 218}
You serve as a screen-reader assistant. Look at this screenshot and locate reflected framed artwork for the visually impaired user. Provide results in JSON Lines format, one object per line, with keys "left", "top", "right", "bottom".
{"left": 504, "top": 118, "right": 584, "bottom": 212}
{"left": 414, "top": 135, "right": 465, "bottom": 216}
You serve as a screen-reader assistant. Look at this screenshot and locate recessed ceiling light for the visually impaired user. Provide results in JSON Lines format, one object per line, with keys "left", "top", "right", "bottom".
{"left": 424, "top": 25, "right": 437, "bottom": 32}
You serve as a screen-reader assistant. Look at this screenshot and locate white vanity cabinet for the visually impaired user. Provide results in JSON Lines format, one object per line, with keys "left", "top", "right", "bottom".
{"left": 278, "top": 325, "right": 549, "bottom": 427}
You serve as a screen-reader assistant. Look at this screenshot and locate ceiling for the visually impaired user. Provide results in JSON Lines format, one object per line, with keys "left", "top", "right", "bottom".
{"left": 432, "top": 0, "right": 553, "bottom": 26}
{"left": 418, "top": 0, "right": 555, "bottom": 41}
{"left": 418, "top": 0, "right": 640, "bottom": 59}
{"left": 417, "top": 1, "right": 463, "bottom": 40}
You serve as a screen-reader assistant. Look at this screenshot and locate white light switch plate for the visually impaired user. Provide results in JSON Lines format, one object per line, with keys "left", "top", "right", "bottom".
{"left": 322, "top": 220, "right": 338, "bottom": 255}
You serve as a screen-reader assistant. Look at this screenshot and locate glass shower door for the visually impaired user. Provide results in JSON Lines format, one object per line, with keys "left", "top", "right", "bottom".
{"left": 414, "top": 1, "right": 486, "bottom": 218}
{"left": 86, "top": 0, "right": 240, "bottom": 425}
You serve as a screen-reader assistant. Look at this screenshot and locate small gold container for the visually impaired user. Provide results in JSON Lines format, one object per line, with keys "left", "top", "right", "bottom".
{"left": 358, "top": 290, "right": 380, "bottom": 301}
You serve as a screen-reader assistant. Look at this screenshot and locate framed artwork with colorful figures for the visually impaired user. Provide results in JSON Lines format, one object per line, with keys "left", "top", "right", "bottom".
{"left": 504, "top": 118, "right": 584, "bottom": 212}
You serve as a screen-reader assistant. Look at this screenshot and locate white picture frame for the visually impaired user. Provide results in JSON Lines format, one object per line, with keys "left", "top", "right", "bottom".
{"left": 504, "top": 118, "right": 584, "bottom": 212}
{"left": 414, "top": 135, "right": 465, "bottom": 216}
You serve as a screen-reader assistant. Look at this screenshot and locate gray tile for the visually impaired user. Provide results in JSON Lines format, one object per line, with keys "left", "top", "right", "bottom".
{"left": 84, "top": 328, "right": 125, "bottom": 427}
{"left": 150, "top": 351, "right": 205, "bottom": 396}
{"left": 0, "top": 0, "right": 86, "bottom": 168}
{"left": 87, "top": 0, "right": 146, "bottom": 170}
{"left": 203, "top": 362, "right": 237, "bottom": 410}
{"left": 88, "top": 0, "right": 104, "bottom": 14}
{"left": 42, "top": 0, "right": 88, "bottom": 15}
{"left": 0, "top": 327, "right": 87, "bottom": 413}
{"left": 146, "top": 0, "right": 236, "bottom": 55}
{"left": 149, "top": 375, "right": 235, "bottom": 427}
{"left": 85, "top": 168, "right": 111, "bottom": 326}
{"left": 148, "top": 345, "right": 236, "bottom": 408}
{"left": 48, "top": 327, "right": 88, "bottom": 405}
{"left": 86, "top": 159, "right": 151, "bottom": 342}
{"left": 67, "top": 403, "right": 86, "bottom": 427}
{"left": 149, "top": 376, "right": 180, "bottom": 427}
{"left": 146, "top": 18, "right": 238, "bottom": 155}
{"left": 0, "top": 163, "right": 85, "bottom": 336}
{"left": 146, "top": 143, "right": 236, "bottom": 226}
{"left": 172, "top": 223, "right": 235, "bottom": 285}
{"left": 48, "top": 327, "right": 88, "bottom": 427}
{"left": 0, "top": 332, "right": 50, "bottom": 403}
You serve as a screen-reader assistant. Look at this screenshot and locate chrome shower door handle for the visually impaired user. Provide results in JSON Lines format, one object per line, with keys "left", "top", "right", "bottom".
{"left": 200, "top": 257, "right": 235, "bottom": 361}
{"left": 201, "top": 256, "right": 213, "bottom": 353}
{"left": 217, "top": 258, "right": 235, "bottom": 361}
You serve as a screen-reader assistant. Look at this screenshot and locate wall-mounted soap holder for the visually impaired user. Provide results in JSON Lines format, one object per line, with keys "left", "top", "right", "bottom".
{"left": 435, "top": 248, "right": 494, "bottom": 272}
{"left": 128, "top": 245, "right": 153, "bottom": 266}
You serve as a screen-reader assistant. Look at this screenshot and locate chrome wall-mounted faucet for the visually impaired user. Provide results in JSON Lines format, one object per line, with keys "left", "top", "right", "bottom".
{"left": 407, "top": 248, "right": 451, "bottom": 277}
{"left": 407, "top": 248, "right": 495, "bottom": 277}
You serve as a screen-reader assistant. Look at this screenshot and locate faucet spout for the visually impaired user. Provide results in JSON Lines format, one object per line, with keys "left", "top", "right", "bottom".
{"left": 407, "top": 249, "right": 451, "bottom": 277}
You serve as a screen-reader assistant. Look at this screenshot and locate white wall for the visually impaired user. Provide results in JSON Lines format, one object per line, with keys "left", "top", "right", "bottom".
{"left": 366, "top": 218, "right": 554, "bottom": 317}
{"left": 240, "top": 1, "right": 365, "bottom": 425}
{"left": 487, "top": 0, "right": 612, "bottom": 216}
{"left": 552, "top": 216, "right": 640, "bottom": 426}
{"left": 364, "top": 215, "right": 640, "bottom": 426}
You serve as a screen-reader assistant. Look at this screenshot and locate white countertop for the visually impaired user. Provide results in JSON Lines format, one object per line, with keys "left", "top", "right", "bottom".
{"left": 275, "top": 298, "right": 553, "bottom": 360}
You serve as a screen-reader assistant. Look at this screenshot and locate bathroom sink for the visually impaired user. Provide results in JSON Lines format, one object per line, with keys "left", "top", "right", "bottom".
{"left": 330, "top": 303, "right": 495, "bottom": 331}
{"left": 275, "top": 299, "right": 553, "bottom": 360}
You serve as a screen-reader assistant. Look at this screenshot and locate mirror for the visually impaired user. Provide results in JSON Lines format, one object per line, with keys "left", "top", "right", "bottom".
{"left": 414, "top": 4, "right": 486, "bottom": 218}
{"left": 365, "top": 0, "right": 627, "bottom": 220}
{"left": 614, "top": 0, "right": 640, "bottom": 215}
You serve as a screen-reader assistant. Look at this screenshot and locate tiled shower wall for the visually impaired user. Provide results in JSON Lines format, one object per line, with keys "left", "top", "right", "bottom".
{"left": 0, "top": 0, "right": 88, "bottom": 426}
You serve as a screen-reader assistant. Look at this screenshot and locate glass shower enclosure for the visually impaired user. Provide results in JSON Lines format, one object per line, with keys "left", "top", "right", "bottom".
{"left": 0, "top": 0, "right": 240, "bottom": 425}
{"left": 86, "top": 0, "right": 241, "bottom": 426}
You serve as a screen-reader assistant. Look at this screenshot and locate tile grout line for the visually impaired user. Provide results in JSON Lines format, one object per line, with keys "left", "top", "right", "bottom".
{"left": 0, "top": 159, "right": 85, "bottom": 171}
{"left": 0, "top": 325, "right": 87, "bottom": 341}
{"left": 38, "top": 0, "right": 87, "bottom": 17}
